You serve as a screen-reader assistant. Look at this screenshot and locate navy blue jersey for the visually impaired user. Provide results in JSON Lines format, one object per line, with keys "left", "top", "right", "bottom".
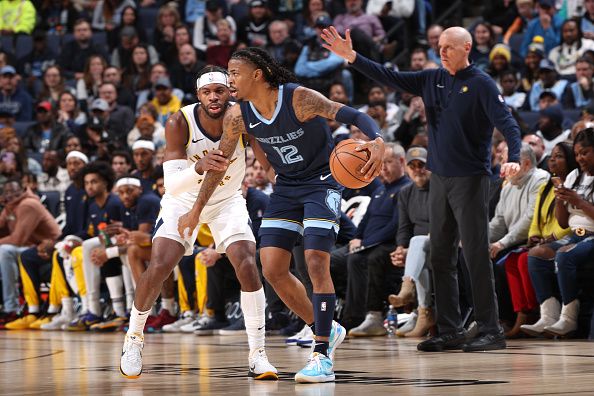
{"left": 131, "top": 170, "right": 156, "bottom": 195}
{"left": 62, "top": 183, "right": 90, "bottom": 239}
{"left": 121, "top": 192, "right": 161, "bottom": 232}
{"left": 86, "top": 193, "right": 125, "bottom": 239}
{"left": 240, "top": 83, "right": 335, "bottom": 186}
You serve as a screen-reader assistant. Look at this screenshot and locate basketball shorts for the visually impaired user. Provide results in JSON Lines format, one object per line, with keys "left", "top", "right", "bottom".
{"left": 153, "top": 193, "right": 255, "bottom": 256}
{"left": 259, "top": 183, "right": 342, "bottom": 253}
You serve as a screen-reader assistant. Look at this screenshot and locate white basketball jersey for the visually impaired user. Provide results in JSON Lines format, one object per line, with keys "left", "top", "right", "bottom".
{"left": 163, "top": 103, "right": 245, "bottom": 207}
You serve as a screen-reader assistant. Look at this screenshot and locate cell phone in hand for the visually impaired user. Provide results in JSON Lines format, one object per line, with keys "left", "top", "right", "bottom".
{"left": 551, "top": 177, "right": 563, "bottom": 188}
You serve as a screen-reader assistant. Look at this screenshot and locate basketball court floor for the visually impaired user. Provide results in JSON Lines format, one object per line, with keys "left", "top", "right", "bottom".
{"left": 1, "top": 331, "right": 593, "bottom": 395}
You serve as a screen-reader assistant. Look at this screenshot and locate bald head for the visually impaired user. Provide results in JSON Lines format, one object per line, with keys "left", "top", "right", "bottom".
{"left": 438, "top": 26, "right": 472, "bottom": 75}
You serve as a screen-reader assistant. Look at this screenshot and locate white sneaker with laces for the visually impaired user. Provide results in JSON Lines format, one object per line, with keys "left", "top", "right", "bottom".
{"left": 248, "top": 348, "right": 278, "bottom": 380}
{"left": 120, "top": 334, "right": 144, "bottom": 379}
{"left": 162, "top": 313, "right": 195, "bottom": 333}
{"left": 179, "top": 314, "right": 210, "bottom": 333}
{"left": 286, "top": 324, "right": 312, "bottom": 345}
{"left": 40, "top": 311, "right": 76, "bottom": 331}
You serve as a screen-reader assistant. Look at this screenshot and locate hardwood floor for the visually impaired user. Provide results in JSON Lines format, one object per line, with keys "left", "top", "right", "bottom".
{"left": 1, "top": 331, "right": 594, "bottom": 395}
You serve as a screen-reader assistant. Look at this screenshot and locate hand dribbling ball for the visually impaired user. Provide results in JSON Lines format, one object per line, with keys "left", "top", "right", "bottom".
{"left": 329, "top": 139, "right": 372, "bottom": 189}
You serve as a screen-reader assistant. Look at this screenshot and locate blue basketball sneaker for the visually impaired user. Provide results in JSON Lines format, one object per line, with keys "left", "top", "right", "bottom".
{"left": 327, "top": 321, "right": 346, "bottom": 362}
{"left": 295, "top": 352, "right": 335, "bottom": 383}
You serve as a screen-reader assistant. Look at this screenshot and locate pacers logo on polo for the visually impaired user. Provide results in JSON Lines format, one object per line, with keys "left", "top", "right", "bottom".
{"left": 321, "top": 302, "right": 327, "bottom": 312}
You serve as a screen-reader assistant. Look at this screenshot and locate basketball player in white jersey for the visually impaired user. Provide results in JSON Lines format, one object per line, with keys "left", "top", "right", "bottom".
{"left": 120, "top": 66, "right": 278, "bottom": 380}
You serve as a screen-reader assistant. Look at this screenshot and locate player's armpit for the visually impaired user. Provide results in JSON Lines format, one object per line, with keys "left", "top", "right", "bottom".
{"left": 293, "top": 86, "right": 343, "bottom": 123}
{"left": 163, "top": 111, "right": 190, "bottom": 162}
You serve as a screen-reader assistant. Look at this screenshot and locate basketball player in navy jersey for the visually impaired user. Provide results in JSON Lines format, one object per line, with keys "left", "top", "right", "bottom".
{"left": 178, "top": 48, "right": 385, "bottom": 383}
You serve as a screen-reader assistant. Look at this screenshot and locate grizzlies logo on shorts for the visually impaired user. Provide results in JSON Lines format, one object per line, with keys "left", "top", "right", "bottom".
{"left": 325, "top": 189, "right": 341, "bottom": 217}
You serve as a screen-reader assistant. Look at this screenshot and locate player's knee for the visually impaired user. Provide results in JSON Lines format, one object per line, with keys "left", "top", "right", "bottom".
{"left": 146, "top": 258, "right": 173, "bottom": 281}
{"left": 235, "top": 256, "right": 257, "bottom": 281}
{"left": 262, "top": 263, "right": 286, "bottom": 284}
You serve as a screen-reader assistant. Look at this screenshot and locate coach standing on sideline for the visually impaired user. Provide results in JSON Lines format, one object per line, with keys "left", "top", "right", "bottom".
{"left": 322, "top": 26, "right": 522, "bottom": 352}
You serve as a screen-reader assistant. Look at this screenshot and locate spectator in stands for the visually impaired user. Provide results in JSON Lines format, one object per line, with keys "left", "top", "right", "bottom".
{"left": 76, "top": 55, "right": 108, "bottom": 109}
{"left": 127, "top": 112, "right": 165, "bottom": 149}
{"left": 265, "top": 20, "right": 302, "bottom": 69}
{"left": 489, "top": 144, "right": 550, "bottom": 322}
{"left": 23, "top": 101, "right": 69, "bottom": 156}
{"left": 470, "top": 22, "right": 497, "bottom": 71}
{"left": 295, "top": 14, "right": 350, "bottom": 97}
{"left": 520, "top": 38, "right": 545, "bottom": 93}
{"left": 102, "top": 66, "right": 136, "bottom": 110}
{"left": 296, "top": 0, "right": 327, "bottom": 41}
{"left": 252, "top": 159, "right": 273, "bottom": 195}
{"left": 38, "top": 0, "right": 81, "bottom": 34}
{"left": 523, "top": 133, "right": 549, "bottom": 170}
{"left": 162, "top": 25, "right": 195, "bottom": 68}
{"left": 135, "top": 63, "right": 184, "bottom": 110}
{"left": 65, "top": 135, "right": 83, "bottom": 155}
{"left": 98, "top": 83, "right": 135, "bottom": 143}
{"left": 563, "top": 57, "right": 594, "bottom": 110}
{"left": 37, "top": 65, "right": 70, "bottom": 107}
{"left": 107, "top": 5, "right": 147, "bottom": 50}
{"left": 0, "top": 177, "right": 61, "bottom": 327}
{"left": 123, "top": 44, "right": 152, "bottom": 94}
{"left": 38, "top": 150, "right": 70, "bottom": 195}
{"left": 57, "top": 91, "right": 87, "bottom": 137}
{"left": 111, "top": 150, "right": 132, "bottom": 179}
{"left": 537, "top": 104, "right": 571, "bottom": 154}
{"left": 503, "top": 0, "right": 535, "bottom": 45}
{"left": 18, "top": 30, "right": 57, "bottom": 93}
{"left": 0, "top": 0, "right": 36, "bottom": 35}
{"left": 131, "top": 139, "right": 156, "bottom": 194}
{"left": 194, "top": 0, "right": 237, "bottom": 53}
{"left": 151, "top": 77, "right": 182, "bottom": 125}
{"left": 237, "top": 0, "right": 273, "bottom": 47}
{"left": 333, "top": 0, "right": 385, "bottom": 61}
{"left": 4, "top": 133, "right": 41, "bottom": 175}
{"left": 58, "top": 19, "right": 109, "bottom": 80}
{"left": 409, "top": 47, "right": 428, "bottom": 71}
{"left": 0, "top": 65, "right": 33, "bottom": 122}
{"left": 526, "top": 59, "right": 568, "bottom": 111}
{"left": 549, "top": 18, "right": 594, "bottom": 76}
{"left": 520, "top": 0, "right": 563, "bottom": 58}
{"left": 580, "top": 0, "right": 594, "bottom": 40}
{"left": 395, "top": 96, "right": 427, "bottom": 149}
{"left": 503, "top": 142, "right": 576, "bottom": 337}
{"left": 486, "top": 44, "right": 513, "bottom": 86}
{"left": 359, "top": 85, "right": 398, "bottom": 130}
{"left": 366, "top": 101, "right": 396, "bottom": 141}
{"left": 501, "top": 70, "right": 527, "bottom": 110}
{"left": 171, "top": 44, "right": 206, "bottom": 100}
{"left": 0, "top": 150, "right": 25, "bottom": 185}
{"left": 426, "top": 24, "right": 443, "bottom": 65}
{"left": 206, "top": 19, "right": 237, "bottom": 68}
{"left": 522, "top": 130, "right": 594, "bottom": 337}
{"left": 341, "top": 143, "right": 410, "bottom": 336}
{"left": 111, "top": 26, "right": 159, "bottom": 71}
{"left": 329, "top": 81, "right": 350, "bottom": 105}
{"left": 483, "top": 0, "right": 518, "bottom": 36}
{"left": 92, "top": 0, "right": 136, "bottom": 32}
{"left": 153, "top": 3, "right": 181, "bottom": 60}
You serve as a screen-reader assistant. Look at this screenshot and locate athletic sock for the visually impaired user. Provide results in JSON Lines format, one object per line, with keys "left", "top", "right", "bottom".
{"left": 161, "top": 298, "right": 176, "bottom": 314}
{"left": 127, "top": 303, "right": 151, "bottom": 337}
{"left": 241, "top": 287, "right": 266, "bottom": 353}
{"left": 312, "top": 293, "right": 335, "bottom": 357}
{"left": 62, "top": 297, "right": 74, "bottom": 316}
{"left": 106, "top": 276, "right": 126, "bottom": 317}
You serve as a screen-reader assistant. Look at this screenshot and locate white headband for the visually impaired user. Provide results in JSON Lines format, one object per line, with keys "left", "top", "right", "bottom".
{"left": 115, "top": 177, "right": 142, "bottom": 189}
{"left": 132, "top": 140, "right": 155, "bottom": 152}
{"left": 197, "top": 72, "right": 229, "bottom": 89}
{"left": 66, "top": 151, "right": 89, "bottom": 164}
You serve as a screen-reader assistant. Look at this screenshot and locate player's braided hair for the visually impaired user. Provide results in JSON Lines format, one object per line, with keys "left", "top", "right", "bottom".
{"left": 230, "top": 47, "right": 298, "bottom": 87}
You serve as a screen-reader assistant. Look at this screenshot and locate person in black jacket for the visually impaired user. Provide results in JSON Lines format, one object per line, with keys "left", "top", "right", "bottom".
{"left": 323, "top": 25, "right": 522, "bottom": 352}
{"left": 23, "top": 101, "right": 69, "bottom": 156}
{"left": 58, "top": 19, "right": 109, "bottom": 80}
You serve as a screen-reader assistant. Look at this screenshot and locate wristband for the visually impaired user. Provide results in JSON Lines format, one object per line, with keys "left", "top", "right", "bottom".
{"left": 105, "top": 246, "right": 120, "bottom": 259}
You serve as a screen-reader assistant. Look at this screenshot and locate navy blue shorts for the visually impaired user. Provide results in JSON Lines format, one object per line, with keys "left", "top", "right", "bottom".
{"left": 259, "top": 183, "right": 342, "bottom": 253}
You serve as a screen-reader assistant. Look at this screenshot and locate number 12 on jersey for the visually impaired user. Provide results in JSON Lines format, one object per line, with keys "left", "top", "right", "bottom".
{"left": 272, "top": 145, "right": 304, "bottom": 165}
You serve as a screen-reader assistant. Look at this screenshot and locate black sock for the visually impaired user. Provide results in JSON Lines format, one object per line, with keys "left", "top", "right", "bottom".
{"left": 308, "top": 322, "right": 315, "bottom": 335}
{"left": 313, "top": 341, "right": 329, "bottom": 356}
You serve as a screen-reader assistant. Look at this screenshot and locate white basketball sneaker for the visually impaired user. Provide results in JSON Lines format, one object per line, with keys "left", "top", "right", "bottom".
{"left": 40, "top": 311, "right": 76, "bottom": 331}
{"left": 120, "top": 334, "right": 144, "bottom": 379}
{"left": 248, "top": 348, "right": 278, "bottom": 380}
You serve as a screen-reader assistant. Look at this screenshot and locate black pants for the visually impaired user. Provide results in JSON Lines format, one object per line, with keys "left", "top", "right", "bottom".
{"left": 206, "top": 256, "right": 240, "bottom": 321}
{"left": 430, "top": 174, "right": 502, "bottom": 335}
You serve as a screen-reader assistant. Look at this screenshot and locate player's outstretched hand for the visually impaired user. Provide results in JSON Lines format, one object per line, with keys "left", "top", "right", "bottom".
{"left": 320, "top": 26, "right": 357, "bottom": 63}
{"left": 178, "top": 210, "right": 199, "bottom": 240}
{"left": 357, "top": 137, "right": 385, "bottom": 180}
{"left": 195, "top": 150, "right": 229, "bottom": 174}
{"left": 500, "top": 162, "right": 520, "bottom": 178}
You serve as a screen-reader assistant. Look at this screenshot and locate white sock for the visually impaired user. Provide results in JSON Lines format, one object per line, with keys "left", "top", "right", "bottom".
{"left": 48, "top": 304, "right": 60, "bottom": 314}
{"left": 121, "top": 264, "right": 135, "bottom": 311}
{"left": 80, "top": 295, "right": 88, "bottom": 314}
{"left": 29, "top": 305, "right": 40, "bottom": 314}
{"left": 62, "top": 297, "right": 74, "bottom": 316}
{"left": 89, "top": 299, "right": 101, "bottom": 317}
{"left": 161, "top": 298, "right": 175, "bottom": 314}
{"left": 106, "top": 276, "right": 126, "bottom": 317}
{"left": 241, "top": 288, "right": 266, "bottom": 353}
{"left": 127, "top": 303, "right": 151, "bottom": 336}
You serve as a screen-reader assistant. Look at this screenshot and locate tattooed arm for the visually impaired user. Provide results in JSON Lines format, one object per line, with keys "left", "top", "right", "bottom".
{"left": 177, "top": 104, "right": 244, "bottom": 238}
{"left": 293, "top": 86, "right": 385, "bottom": 179}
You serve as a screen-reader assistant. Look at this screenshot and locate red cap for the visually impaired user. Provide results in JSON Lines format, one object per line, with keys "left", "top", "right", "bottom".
{"left": 37, "top": 101, "right": 52, "bottom": 112}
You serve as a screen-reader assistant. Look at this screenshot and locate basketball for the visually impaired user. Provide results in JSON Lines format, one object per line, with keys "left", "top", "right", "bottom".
{"left": 329, "top": 138, "right": 372, "bottom": 189}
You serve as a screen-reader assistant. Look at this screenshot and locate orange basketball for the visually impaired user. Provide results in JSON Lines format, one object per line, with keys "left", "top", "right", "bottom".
{"left": 329, "top": 138, "right": 371, "bottom": 189}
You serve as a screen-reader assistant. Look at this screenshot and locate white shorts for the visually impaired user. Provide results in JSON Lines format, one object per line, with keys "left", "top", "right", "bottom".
{"left": 153, "top": 193, "right": 255, "bottom": 256}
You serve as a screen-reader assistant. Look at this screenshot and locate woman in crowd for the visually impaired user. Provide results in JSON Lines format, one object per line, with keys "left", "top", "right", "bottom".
{"left": 470, "top": 22, "right": 497, "bottom": 71}
{"left": 38, "top": 66, "right": 70, "bottom": 106}
{"left": 76, "top": 55, "right": 108, "bottom": 110}
{"left": 124, "top": 44, "right": 152, "bottom": 94}
{"left": 57, "top": 91, "right": 87, "bottom": 137}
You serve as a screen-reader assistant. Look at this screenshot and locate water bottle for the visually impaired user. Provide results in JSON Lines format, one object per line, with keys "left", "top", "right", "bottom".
{"left": 97, "top": 222, "right": 112, "bottom": 247}
{"left": 384, "top": 305, "right": 398, "bottom": 336}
